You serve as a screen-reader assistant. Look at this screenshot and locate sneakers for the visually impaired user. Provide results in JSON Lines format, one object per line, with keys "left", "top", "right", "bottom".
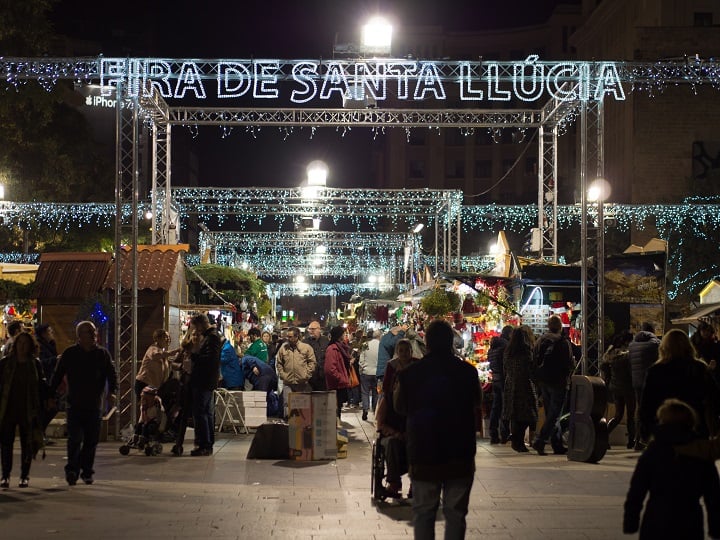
{"left": 0, "top": 478, "right": 8, "bottom": 489}
{"left": 66, "top": 471, "right": 78, "bottom": 486}
{"left": 18, "top": 478, "right": 29, "bottom": 488}
{"left": 531, "top": 439, "right": 547, "bottom": 456}
{"left": 80, "top": 474, "right": 94, "bottom": 485}
{"left": 190, "top": 447, "right": 213, "bottom": 456}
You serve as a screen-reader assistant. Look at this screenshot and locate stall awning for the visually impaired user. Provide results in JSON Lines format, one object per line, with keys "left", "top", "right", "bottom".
{"left": 671, "top": 302, "right": 720, "bottom": 325}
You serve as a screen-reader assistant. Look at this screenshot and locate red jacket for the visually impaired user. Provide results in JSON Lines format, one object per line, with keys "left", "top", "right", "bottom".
{"left": 324, "top": 342, "right": 351, "bottom": 390}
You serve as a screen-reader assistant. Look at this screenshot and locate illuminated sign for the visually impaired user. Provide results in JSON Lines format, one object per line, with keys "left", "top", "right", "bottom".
{"left": 99, "top": 56, "right": 625, "bottom": 104}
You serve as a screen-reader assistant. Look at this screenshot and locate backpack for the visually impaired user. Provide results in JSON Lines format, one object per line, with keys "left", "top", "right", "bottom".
{"left": 535, "top": 335, "right": 571, "bottom": 383}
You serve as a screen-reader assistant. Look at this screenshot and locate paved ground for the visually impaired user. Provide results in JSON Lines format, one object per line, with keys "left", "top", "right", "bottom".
{"left": 0, "top": 408, "right": 692, "bottom": 539}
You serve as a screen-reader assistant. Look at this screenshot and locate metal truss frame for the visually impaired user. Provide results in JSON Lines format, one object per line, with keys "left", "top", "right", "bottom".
{"left": 579, "top": 100, "right": 605, "bottom": 376}
{"left": 114, "top": 86, "right": 139, "bottom": 435}
{"left": 169, "top": 108, "right": 541, "bottom": 128}
{"left": 202, "top": 230, "right": 416, "bottom": 281}
{"left": 19, "top": 54, "right": 720, "bottom": 425}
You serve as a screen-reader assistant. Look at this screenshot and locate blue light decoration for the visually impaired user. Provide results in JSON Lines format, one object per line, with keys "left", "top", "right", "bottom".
{"left": 91, "top": 301, "right": 109, "bottom": 326}
{"left": 0, "top": 198, "right": 719, "bottom": 298}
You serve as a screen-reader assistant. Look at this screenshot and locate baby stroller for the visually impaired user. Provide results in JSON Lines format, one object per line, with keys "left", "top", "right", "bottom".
{"left": 119, "top": 386, "right": 167, "bottom": 456}
{"left": 370, "top": 434, "right": 388, "bottom": 501}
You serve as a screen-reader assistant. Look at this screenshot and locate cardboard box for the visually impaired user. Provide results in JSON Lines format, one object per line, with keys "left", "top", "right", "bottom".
{"left": 288, "top": 392, "right": 313, "bottom": 460}
{"left": 287, "top": 391, "right": 338, "bottom": 460}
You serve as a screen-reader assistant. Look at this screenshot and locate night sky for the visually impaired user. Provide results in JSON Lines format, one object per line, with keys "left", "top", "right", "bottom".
{"left": 49, "top": 0, "right": 576, "bottom": 189}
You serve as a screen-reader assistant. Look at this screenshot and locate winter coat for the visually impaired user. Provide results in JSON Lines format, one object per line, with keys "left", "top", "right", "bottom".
{"left": 502, "top": 345, "right": 538, "bottom": 424}
{"left": 136, "top": 344, "right": 171, "bottom": 389}
{"left": 376, "top": 330, "right": 405, "bottom": 378}
{"left": 190, "top": 327, "right": 222, "bottom": 391}
{"left": 324, "top": 341, "right": 351, "bottom": 391}
{"left": 487, "top": 336, "right": 508, "bottom": 381}
{"left": 639, "top": 356, "right": 717, "bottom": 438}
{"left": 394, "top": 350, "right": 481, "bottom": 481}
{"left": 623, "top": 424, "right": 720, "bottom": 540}
{"left": 0, "top": 355, "right": 47, "bottom": 459}
{"left": 603, "top": 345, "right": 632, "bottom": 396}
{"left": 276, "top": 340, "right": 316, "bottom": 386}
{"left": 304, "top": 334, "right": 329, "bottom": 390}
{"left": 219, "top": 339, "right": 243, "bottom": 389}
{"left": 628, "top": 331, "right": 660, "bottom": 389}
{"left": 359, "top": 338, "right": 380, "bottom": 376}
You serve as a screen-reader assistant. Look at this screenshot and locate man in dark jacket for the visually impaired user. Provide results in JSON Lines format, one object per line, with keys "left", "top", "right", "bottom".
{"left": 628, "top": 322, "right": 660, "bottom": 449}
{"left": 188, "top": 313, "right": 222, "bottom": 456}
{"left": 394, "top": 319, "right": 481, "bottom": 539}
{"left": 488, "top": 325, "right": 513, "bottom": 444}
{"left": 304, "top": 321, "right": 328, "bottom": 390}
{"left": 51, "top": 321, "right": 117, "bottom": 486}
{"left": 531, "top": 315, "right": 574, "bottom": 456}
{"left": 376, "top": 324, "right": 407, "bottom": 380}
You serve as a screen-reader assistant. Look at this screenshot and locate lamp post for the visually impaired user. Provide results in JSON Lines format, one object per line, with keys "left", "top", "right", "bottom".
{"left": 586, "top": 178, "right": 611, "bottom": 374}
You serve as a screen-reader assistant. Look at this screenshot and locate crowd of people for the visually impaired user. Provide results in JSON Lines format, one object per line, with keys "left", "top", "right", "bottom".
{"left": 2, "top": 312, "right": 720, "bottom": 539}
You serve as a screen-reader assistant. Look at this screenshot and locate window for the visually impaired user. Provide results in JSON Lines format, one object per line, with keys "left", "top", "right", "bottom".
{"left": 474, "top": 160, "right": 492, "bottom": 178}
{"left": 409, "top": 160, "right": 425, "bottom": 179}
{"left": 475, "top": 130, "right": 492, "bottom": 146}
{"left": 446, "top": 159, "right": 465, "bottom": 178}
{"left": 694, "top": 12, "right": 713, "bottom": 26}
{"left": 525, "top": 157, "right": 538, "bottom": 175}
{"left": 502, "top": 159, "right": 515, "bottom": 175}
{"left": 409, "top": 130, "right": 426, "bottom": 146}
{"left": 445, "top": 129, "right": 464, "bottom": 147}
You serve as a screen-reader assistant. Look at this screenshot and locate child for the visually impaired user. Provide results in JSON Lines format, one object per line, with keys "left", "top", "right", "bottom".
{"left": 136, "top": 386, "right": 164, "bottom": 445}
{"left": 623, "top": 398, "right": 720, "bottom": 539}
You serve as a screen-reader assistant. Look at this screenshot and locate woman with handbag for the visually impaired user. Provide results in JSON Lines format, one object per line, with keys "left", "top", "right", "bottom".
{"left": 324, "top": 326, "right": 352, "bottom": 420}
{"left": 0, "top": 331, "right": 48, "bottom": 488}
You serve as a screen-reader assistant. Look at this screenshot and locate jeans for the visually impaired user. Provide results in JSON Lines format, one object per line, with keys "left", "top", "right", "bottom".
{"left": 191, "top": 388, "right": 215, "bottom": 450}
{"left": 489, "top": 380, "right": 509, "bottom": 441}
{"left": 360, "top": 373, "right": 378, "bottom": 413}
{"left": 536, "top": 381, "right": 567, "bottom": 448}
{"left": 412, "top": 475, "right": 474, "bottom": 540}
{"left": 66, "top": 408, "right": 101, "bottom": 478}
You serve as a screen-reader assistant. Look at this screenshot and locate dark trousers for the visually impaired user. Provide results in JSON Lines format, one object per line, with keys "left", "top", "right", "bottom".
{"left": 633, "top": 385, "right": 648, "bottom": 442}
{"left": 489, "top": 380, "right": 509, "bottom": 441}
{"left": 360, "top": 373, "right": 378, "bottom": 413}
{"left": 380, "top": 435, "right": 408, "bottom": 485}
{"left": 175, "top": 375, "right": 193, "bottom": 447}
{"left": 66, "top": 408, "right": 101, "bottom": 478}
{"left": 608, "top": 390, "right": 637, "bottom": 443}
{"left": 0, "top": 417, "right": 32, "bottom": 479}
{"left": 191, "top": 388, "right": 215, "bottom": 450}
{"left": 537, "top": 382, "right": 567, "bottom": 449}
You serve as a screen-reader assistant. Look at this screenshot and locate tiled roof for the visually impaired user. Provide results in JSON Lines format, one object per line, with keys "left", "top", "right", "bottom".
{"left": 34, "top": 252, "right": 113, "bottom": 299}
{"left": 103, "top": 245, "right": 188, "bottom": 291}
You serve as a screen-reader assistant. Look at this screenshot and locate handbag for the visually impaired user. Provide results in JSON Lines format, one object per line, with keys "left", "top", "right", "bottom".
{"left": 348, "top": 365, "right": 360, "bottom": 388}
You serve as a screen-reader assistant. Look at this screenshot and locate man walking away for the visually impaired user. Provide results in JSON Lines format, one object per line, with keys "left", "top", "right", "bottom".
{"left": 51, "top": 321, "right": 117, "bottom": 486}
{"left": 628, "top": 322, "right": 660, "bottom": 450}
{"left": 394, "top": 320, "right": 481, "bottom": 540}
{"left": 531, "top": 315, "right": 574, "bottom": 456}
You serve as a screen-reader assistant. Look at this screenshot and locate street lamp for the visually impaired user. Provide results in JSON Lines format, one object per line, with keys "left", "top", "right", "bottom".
{"left": 361, "top": 17, "right": 393, "bottom": 55}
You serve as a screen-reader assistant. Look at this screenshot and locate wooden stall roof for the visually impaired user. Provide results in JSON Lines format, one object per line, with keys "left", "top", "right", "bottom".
{"left": 34, "top": 252, "right": 113, "bottom": 300}
{"left": 103, "top": 245, "right": 189, "bottom": 291}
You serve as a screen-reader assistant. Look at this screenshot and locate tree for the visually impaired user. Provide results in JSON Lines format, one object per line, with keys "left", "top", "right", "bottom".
{"left": 0, "top": 0, "right": 114, "bottom": 251}
{"left": 186, "top": 264, "right": 267, "bottom": 308}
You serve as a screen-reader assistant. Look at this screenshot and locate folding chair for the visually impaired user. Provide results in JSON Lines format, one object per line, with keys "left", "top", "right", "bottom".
{"left": 214, "top": 388, "right": 249, "bottom": 434}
